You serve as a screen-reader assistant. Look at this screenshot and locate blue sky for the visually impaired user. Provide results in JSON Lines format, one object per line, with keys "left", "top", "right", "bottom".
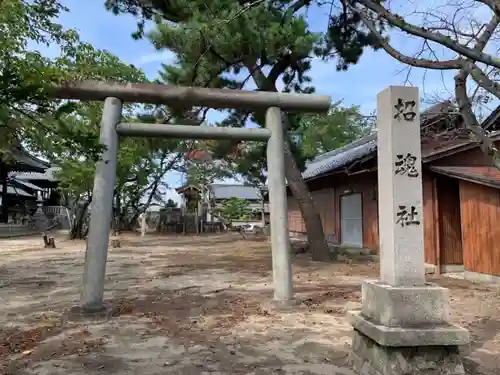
{"left": 48, "top": 0, "right": 490, "bottom": 204}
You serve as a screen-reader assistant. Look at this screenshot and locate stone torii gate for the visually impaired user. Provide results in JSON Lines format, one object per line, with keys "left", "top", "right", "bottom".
{"left": 51, "top": 81, "right": 331, "bottom": 313}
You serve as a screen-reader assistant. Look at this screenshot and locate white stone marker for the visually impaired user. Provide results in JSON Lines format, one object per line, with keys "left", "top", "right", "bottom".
{"left": 139, "top": 212, "right": 147, "bottom": 237}
{"left": 349, "top": 86, "right": 468, "bottom": 375}
{"left": 377, "top": 86, "right": 425, "bottom": 287}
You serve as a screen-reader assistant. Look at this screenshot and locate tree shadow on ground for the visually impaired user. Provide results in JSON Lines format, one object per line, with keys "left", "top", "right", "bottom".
{"left": 3, "top": 233, "right": 500, "bottom": 374}
{"left": 125, "top": 234, "right": 249, "bottom": 248}
{"left": 3, "top": 285, "right": 357, "bottom": 374}
{"left": 102, "top": 286, "right": 354, "bottom": 374}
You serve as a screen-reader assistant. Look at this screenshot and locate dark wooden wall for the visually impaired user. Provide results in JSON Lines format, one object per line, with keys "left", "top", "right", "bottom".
{"left": 313, "top": 188, "right": 335, "bottom": 236}
{"left": 287, "top": 188, "right": 335, "bottom": 236}
{"left": 436, "top": 176, "right": 463, "bottom": 265}
{"left": 288, "top": 172, "right": 379, "bottom": 250}
{"left": 287, "top": 196, "right": 306, "bottom": 234}
{"left": 288, "top": 170, "right": 439, "bottom": 256}
{"left": 287, "top": 143, "right": 500, "bottom": 272}
{"left": 459, "top": 181, "right": 500, "bottom": 276}
{"left": 423, "top": 172, "right": 438, "bottom": 265}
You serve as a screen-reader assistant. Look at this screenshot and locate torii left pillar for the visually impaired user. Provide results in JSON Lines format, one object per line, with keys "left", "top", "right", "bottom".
{"left": 80, "top": 97, "right": 121, "bottom": 313}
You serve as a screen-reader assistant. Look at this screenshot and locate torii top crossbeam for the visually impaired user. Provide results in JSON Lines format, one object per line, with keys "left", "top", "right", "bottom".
{"left": 51, "top": 81, "right": 331, "bottom": 112}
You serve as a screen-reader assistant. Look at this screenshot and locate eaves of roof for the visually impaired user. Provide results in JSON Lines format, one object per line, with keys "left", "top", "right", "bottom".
{"left": 302, "top": 106, "right": 500, "bottom": 181}
{"left": 430, "top": 165, "right": 500, "bottom": 189}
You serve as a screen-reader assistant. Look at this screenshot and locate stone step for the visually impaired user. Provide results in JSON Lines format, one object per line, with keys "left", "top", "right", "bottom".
{"left": 336, "top": 253, "right": 379, "bottom": 263}
{"left": 342, "top": 247, "right": 374, "bottom": 256}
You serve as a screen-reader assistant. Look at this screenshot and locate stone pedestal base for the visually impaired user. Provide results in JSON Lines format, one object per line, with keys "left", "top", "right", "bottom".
{"left": 261, "top": 298, "right": 300, "bottom": 313}
{"left": 349, "top": 280, "right": 469, "bottom": 375}
{"left": 63, "top": 305, "right": 111, "bottom": 322}
{"left": 351, "top": 329, "right": 466, "bottom": 375}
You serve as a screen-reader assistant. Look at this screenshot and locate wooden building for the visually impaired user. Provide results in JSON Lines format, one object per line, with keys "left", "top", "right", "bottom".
{"left": 11, "top": 166, "right": 72, "bottom": 229}
{"left": 0, "top": 147, "right": 49, "bottom": 223}
{"left": 176, "top": 183, "right": 270, "bottom": 225}
{"left": 288, "top": 103, "right": 500, "bottom": 282}
{"left": 208, "top": 184, "right": 269, "bottom": 221}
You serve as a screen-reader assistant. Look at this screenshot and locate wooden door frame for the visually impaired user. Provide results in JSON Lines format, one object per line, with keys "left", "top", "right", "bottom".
{"left": 432, "top": 176, "right": 441, "bottom": 275}
{"left": 434, "top": 174, "right": 464, "bottom": 270}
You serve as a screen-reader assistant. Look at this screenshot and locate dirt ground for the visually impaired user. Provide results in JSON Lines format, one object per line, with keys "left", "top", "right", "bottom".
{"left": 0, "top": 233, "right": 499, "bottom": 375}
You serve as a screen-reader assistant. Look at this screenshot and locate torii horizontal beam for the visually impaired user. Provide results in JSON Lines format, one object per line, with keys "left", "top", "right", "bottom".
{"left": 116, "top": 123, "right": 271, "bottom": 140}
{"left": 51, "top": 81, "right": 331, "bottom": 112}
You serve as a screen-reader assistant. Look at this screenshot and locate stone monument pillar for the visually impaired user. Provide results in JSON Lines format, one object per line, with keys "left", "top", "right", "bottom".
{"left": 349, "top": 86, "right": 469, "bottom": 374}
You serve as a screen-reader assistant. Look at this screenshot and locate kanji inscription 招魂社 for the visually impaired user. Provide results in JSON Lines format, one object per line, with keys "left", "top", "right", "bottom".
{"left": 395, "top": 205, "right": 420, "bottom": 227}
{"left": 394, "top": 153, "right": 419, "bottom": 177}
{"left": 393, "top": 98, "right": 417, "bottom": 121}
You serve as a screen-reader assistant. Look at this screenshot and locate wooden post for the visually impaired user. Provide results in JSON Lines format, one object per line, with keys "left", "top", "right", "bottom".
{"left": 433, "top": 176, "right": 441, "bottom": 276}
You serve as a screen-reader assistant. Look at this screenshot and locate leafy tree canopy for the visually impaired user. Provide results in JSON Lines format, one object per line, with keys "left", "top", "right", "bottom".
{"left": 165, "top": 198, "right": 178, "bottom": 208}
{"left": 1, "top": 0, "right": 146, "bottom": 158}
{"left": 102, "top": 0, "right": 383, "bottom": 259}
{"left": 1, "top": 0, "right": 195, "bottom": 232}
{"left": 46, "top": 101, "right": 187, "bottom": 222}
{"left": 298, "top": 102, "right": 374, "bottom": 158}
{"left": 217, "top": 197, "right": 252, "bottom": 221}
{"left": 108, "top": 0, "right": 378, "bottom": 186}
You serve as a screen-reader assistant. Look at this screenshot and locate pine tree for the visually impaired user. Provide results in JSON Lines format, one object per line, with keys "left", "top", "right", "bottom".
{"left": 104, "top": 0, "right": 381, "bottom": 260}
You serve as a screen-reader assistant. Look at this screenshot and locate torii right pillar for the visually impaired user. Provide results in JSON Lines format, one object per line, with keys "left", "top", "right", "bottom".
{"left": 348, "top": 86, "right": 469, "bottom": 375}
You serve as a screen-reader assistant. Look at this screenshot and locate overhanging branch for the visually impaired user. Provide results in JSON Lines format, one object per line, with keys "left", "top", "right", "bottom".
{"left": 353, "top": 0, "right": 500, "bottom": 69}
{"left": 353, "top": 7, "right": 462, "bottom": 70}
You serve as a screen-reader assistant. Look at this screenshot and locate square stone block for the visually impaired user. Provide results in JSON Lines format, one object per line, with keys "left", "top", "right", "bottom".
{"left": 361, "top": 280, "right": 449, "bottom": 327}
{"left": 351, "top": 329, "right": 467, "bottom": 375}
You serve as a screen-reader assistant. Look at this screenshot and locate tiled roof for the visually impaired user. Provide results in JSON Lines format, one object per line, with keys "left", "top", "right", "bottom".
{"left": 9, "top": 167, "right": 60, "bottom": 182}
{"left": 175, "top": 185, "right": 201, "bottom": 194}
{"left": 301, "top": 101, "right": 482, "bottom": 181}
{"left": 302, "top": 134, "right": 377, "bottom": 180}
{"left": 210, "top": 184, "right": 262, "bottom": 200}
{"left": 481, "top": 106, "right": 500, "bottom": 130}
{"left": 9, "top": 179, "right": 42, "bottom": 191}
{"left": 1, "top": 185, "right": 35, "bottom": 198}
{"left": 430, "top": 166, "right": 500, "bottom": 189}
{"left": 8, "top": 148, "right": 49, "bottom": 172}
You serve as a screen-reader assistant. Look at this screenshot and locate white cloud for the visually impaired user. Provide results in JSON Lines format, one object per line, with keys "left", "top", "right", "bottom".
{"left": 135, "top": 50, "right": 175, "bottom": 67}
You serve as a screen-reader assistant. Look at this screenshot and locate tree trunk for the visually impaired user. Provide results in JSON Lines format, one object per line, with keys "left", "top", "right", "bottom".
{"left": 114, "top": 188, "right": 123, "bottom": 230}
{"left": 260, "top": 197, "right": 266, "bottom": 227}
{"left": 244, "top": 63, "right": 331, "bottom": 261}
{"left": 282, "top": 139, "right": 331, "bottom": 261}
{"left": 0, "top": 162, "right": 9, "bottom": 224}
{"left": 70, "top": 199, "right": 91, "bottom": 240}
{"left": 128, "top": 210, "right": 140, "bottom": 231}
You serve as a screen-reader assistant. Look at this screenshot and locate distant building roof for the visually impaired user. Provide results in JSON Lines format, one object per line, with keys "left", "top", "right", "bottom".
{"left": 1, "top": 185, "right": 35, "bottom": 198}
{"left": 210, "top": 184, "right": 263, "bottom": 200}
{"left": 9, "top": 166, "right": 60, "bottom": 182}
{"left": 175, "top": 185, "right": 201, "bottom": 195}
{"left": 9, "top": 179, "right": 42, "bottom": 192}
{"left": 6, "top": 148, "right": 50, "bottom": 172}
